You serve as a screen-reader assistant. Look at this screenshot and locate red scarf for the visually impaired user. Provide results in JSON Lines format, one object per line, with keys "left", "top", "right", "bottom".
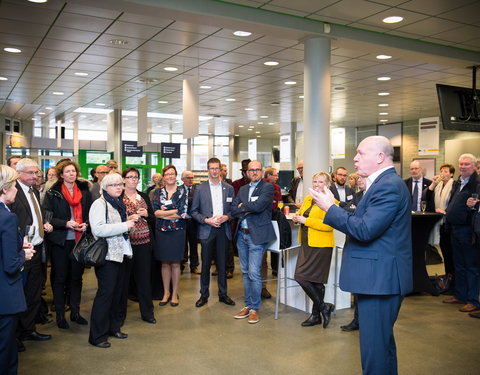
{"left": 61, "top": 182, "right": 83, "bottom": 242}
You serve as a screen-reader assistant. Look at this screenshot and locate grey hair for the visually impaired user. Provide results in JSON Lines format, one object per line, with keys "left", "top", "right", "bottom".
{"left": 100, "top": 172, "right": 123, "bottom": 190}
{"left": 459, "top": 153, "right": 477, "bottom": 164}
{"left": 15, "top": 158, "right": 38, "bottom": 172}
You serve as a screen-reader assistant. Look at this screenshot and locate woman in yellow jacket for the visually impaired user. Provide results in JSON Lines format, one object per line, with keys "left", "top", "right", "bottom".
{"left": 292, "top": 171, "right": 335, "bottom": 328}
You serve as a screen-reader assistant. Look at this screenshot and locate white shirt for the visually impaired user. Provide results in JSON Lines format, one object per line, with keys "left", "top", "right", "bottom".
{"left": 209, "top": 180, "right": 223, "bottom": 217}
{"left": 366, "top": 166, "right": 395, "bottom": 192}
{"left": 335, "top": 183, "right": 346, "bottom": 202}
{"left": 295, "top": 178, "right": 304, "bottom": 204}
{"left": 18, "top": 180, "right": 43, "bottom": 246}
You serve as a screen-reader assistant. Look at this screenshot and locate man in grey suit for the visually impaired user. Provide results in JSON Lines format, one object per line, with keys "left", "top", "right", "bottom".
{"left": 191, "top": 158, "right": 236, "bottom": 308}
{"left": 310, "top": 136, "right": 412, "bottom": 375}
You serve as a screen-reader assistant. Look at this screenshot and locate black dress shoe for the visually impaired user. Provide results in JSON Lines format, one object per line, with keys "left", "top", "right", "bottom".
{"left": 341, "top": 320, "right": 359, "bottom": 332}
{"left": 17, "top": 339, "right": 26, "bottom": 352}
{"left": 22, "top": 331, "right": 52, "bottom": 341}
{"left": 219, "top": 296, "right": 236, "bottom": 306}
{"left": 89, "top": 340, "right": 111, "bottom": 348}
{"left": 195, "top": 297, "right": 208, "bottom": 307}
{"left": 142, "top": 317, "right": 157, "bottom": 324}
{"left": 321, "top": 303, "right": 335, "bottom": 329}
{"left": 57, "top": 318, "right": 69, "bottom": 330}
{"left": 261, "top": 288, "right": 272, "bottom": 299}
{"left": 301, "top": 313, "right": 322, "bottom": 327}
{"left": 159, "top": 296, "right": 171, "bottom": 306}
{"left": 70, "top": 312, "right": 88, "bottom": 325}
{"left": 110, "top": 331, "right": 128, "bottom": 339}
{"left": 170, "top": 295, "right": 179, "bottom": 307}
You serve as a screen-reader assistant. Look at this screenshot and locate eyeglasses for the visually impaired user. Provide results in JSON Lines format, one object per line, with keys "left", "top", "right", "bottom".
{"left": 248, "top": 169, "right": 262, "bottom": 173}
{"left": 297, "top": 167, "right": 303, "bottom": 171}
{"left": 107, "top": 183, "right": 123, "bottom": 188}
{"left": 337, "top": 173, "right": 348, "bottom": 177}
{"left": 124, "top": 176, "right": 139, "bottom": 180}
{"left": 164, "top": 173, "right": 176, "bottom": 177}
{"left": 96, "top": 171, "right": 108, "bottom": 175}
{"left": 21, "top": 171, "right": 38, "bottom": 176}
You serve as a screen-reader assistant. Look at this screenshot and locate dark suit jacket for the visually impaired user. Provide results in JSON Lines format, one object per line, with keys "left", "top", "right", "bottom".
{"left": 325, "top": 167, "right": 413, "bottom": 295}
{"left": 329, "top": 183, "right": 355, "bottom": 207}
{"left": 404, "top": 177, "right": 432, "bottom": 205}
{"left": 190, "top": 181, "right": 234, "bottom": 241}
{"left": 0, "top": 205, "right": 27, "bottom": 315}
{"left": 445, "top": 172, "right": 479, "bottom": 226}
{"left": 287, "top": 177, "right": 302, "bottom": 203}
{"left": 8, "top": 181, "right": 39, "bottom": 237}
{"left": 231, "top": 179, "right": 276, "bottom": 245}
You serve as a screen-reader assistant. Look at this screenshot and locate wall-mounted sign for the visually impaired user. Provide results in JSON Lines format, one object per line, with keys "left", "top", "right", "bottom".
{"left": 280, "top": 135, "right": 291, "bottom": 162}
{"left": 161, "top": 142, "right": 181, "bottom": 159}
{"left": 418, "top": 117, "right": 439, "bottom": 155}
{"left": 248, "top": 139, "right": 257, "bottom": 160}
{"left": 330, "top": 128, "right": 345, "bottom": 159}
{"left": 122, "top": 141, "right": 143, "bottom": 157}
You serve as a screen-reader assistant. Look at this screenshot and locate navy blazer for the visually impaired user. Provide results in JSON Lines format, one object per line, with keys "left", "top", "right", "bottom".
{"left": 325, "top": 168, "right": 413, "bottom": 296}
{"left": 0, "top": 205, "right": 27, "bottom": 315}
{"left": 231, "top": 179, "right": 276, "bottom": 245}
{"left": 190, "top": 180, "right": 234, "bottom": 241}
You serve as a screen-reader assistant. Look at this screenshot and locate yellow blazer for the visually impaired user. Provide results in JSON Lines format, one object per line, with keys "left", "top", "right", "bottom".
{"left": 296, "top": 195, "right": 334, "bottom": 248}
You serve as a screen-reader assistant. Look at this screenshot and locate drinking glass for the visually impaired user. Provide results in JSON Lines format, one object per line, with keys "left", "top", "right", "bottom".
{"left": 24, "top": 225, "right": 35, "bottom": 244}
{"left": 44, "top": 210, "right": 53, "bottom": 224}
{"left": 277, "top": 201, "right": 284, "bottom": 210}
{"left": 421, "top": 201, "right": 427, "bottom": 213}
{"left": 472, "top": 193, "right": 479, "bottom": 201}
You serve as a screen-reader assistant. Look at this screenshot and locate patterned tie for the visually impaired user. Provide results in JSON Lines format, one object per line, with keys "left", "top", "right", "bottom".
{"left": 29, "top": 187, "right": 45, "bottom": 238}
{"left": 411, "top": 180, "right": 419, "bottom": 211}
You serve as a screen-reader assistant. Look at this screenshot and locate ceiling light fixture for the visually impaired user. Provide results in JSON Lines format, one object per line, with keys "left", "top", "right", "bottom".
{"left": 95, "top": 103, "right": 106, "bottom": 106}
{"left": 379, "top": 112, "right": 389, "bottom": 115}
{"left": 109, "top": 39, "right": 128, "bottom": 45}
{"left": 376, "top": 54, "right": 392, "bottom": 60}
{"left": 257, "top": 122, "right": 263, "bottom": 125}
{"left": 247, "top": 128, "right": 253, "bottom": 131}
{"left": 245, "top": 108, "right": 254, "bottom": 111}
{"left": 52, "top": 91, "right": 64, "bottom": 95}
{"left": 74, "top": 107, "right": 212, "bottom": 121}
{"left": 45, "top": 106, "right": 52, "bottom": 110}
{"left": 255, "top": 131, "right": 260, "bottom": 134}
{"left": 0, "top": 76, "right": 7, "bottom": 81}
{"left": 380, "top": 119, "right": 388, "bottom": 122}
{"left": 378, "top": 92, "right": 390, "bottom": 96}
{"left": 378, "top": 103, "right": 389, "bottom": 107}
{"left": 377, "top": 76, "right": 391, "bottom": 81}
{"left": 268, "top": 122, "right": 274, "bottom": 125}
{"left": 383, "top": 16, "right": 404, "bottom": 24}
{"left": 284, "top": 81, "right": 296, "bottom": 85}
{"left": 38, "top": 112, "right": 46, "bottom": 115}
{"left": 164, "top": 67, "right": 178, "bottom": 72}
{"left": 74, "top": 72, "right": 89, "bottom": 77}
{"left": 158, "top": 100, "right": 168, "bottom": 104}
{"left": 225, "top": 98, "right": 236, "bottom": 102}
{"left": 264, "top": 61, "right": 279, "bottom": 66}
{"left": 233, "top": 31, "right": 251, "bottom": 37}
{"left": 239, "top": 125, "right": 244, "bottom": 128}
{"left": 260, "top": 115, "right": 268, "bottom": 119}
{"left": 4, "top": 47, "right": 21, "bottom": 53}
{"left": 299, "top": 95, "right": 304, "bottom": 99}
{"left": 28, "top": 0, "right": 48, "bottom": 3}
{"left": 200, "top": 85, "right": 211, "bottom": 89}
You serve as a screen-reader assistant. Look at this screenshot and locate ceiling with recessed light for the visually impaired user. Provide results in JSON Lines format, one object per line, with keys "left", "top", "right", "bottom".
{"left": 0, "top": 0, "right": 479, "bottom": 139}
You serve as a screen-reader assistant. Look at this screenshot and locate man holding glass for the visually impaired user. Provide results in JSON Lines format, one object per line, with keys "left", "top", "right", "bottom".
{"left": 404, "top": 160, "right": 431, "bottom": 212}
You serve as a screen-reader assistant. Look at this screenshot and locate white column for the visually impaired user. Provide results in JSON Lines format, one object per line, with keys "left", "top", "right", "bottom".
{"left": 303, "top": 37, "right": 331, "bottom": 193}
{"left": 106, "top": 109, "right": 122, "bottom": 169}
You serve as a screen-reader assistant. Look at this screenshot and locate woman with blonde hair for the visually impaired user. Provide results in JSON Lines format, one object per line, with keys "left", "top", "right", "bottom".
{"left": 292, "top": 171, "right": 335, "bottom": 328}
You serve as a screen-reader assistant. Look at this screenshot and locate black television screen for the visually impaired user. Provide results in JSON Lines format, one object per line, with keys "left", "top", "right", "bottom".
{"left": 436, "top": 83, "right": 480, "bottom": 131}
{"left": 278, "top": 170, "right": 294, "bottom": 191}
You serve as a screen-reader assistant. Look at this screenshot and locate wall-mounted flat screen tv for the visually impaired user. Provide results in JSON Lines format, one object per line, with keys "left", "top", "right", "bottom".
{"left": 436, "top": 83, "right": 480, "bottom": 131}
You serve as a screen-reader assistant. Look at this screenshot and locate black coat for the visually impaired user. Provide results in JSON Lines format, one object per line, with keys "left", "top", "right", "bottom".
{"left": 445, "top": 172, "right": 478, "bottom": 226}
{"left": 42, "top": 180, "right": 92, "bottom": 246}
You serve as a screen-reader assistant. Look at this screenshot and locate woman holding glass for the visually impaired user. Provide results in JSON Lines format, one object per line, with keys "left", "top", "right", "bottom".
{"left": 120, "top": 167, "right": 156, "bottom": 324}
{"left": 152, "top": 165, "right": 188, "bottom": 307}
{"left": 88, "top": 173, "right": 137, "bottom": 348}
{"left": 43, "top": 160, "right": 92, "bottom": 329}
{"left": 292, "top": 172, "right": 335, "bottom": 328}
{"left": 0, "top": 165, "right": 35, "bottom": 374}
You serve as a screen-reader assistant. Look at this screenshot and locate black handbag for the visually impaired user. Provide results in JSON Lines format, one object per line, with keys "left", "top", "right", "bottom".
{"left": 72, "top": 201, "right": 108, "bottom": 267}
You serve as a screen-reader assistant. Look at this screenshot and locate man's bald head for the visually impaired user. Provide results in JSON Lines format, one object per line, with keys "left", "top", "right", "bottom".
{"left": 354, "top": 136, "right": 394, "bottom": 177}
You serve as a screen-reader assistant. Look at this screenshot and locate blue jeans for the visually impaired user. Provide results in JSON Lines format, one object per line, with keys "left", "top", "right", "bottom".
{"left": 236, "top": 231, "right": 267, "bottom": 311}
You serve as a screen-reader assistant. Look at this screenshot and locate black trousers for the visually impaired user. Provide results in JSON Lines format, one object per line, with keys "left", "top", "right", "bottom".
{"left": 120, "top": 242, "right": 154, "bottom": 321}
{"left": 17, "top": 246, "right": 42, "bottom": 337}
{"left": 50, "top": 240, "right": 85, "bottom": 317}
{"left": 89, "top": 260, "right": 126, "bottom": 344}
{"left": 183, "top": 219, "right": 199, "bottom": 270}
{"left": 0, "top": 314, "right": 18, "bottom": 375}
{"left": 440, "top": 224, "right": 455, "bottom": 281}
{"left": 226, "top": 241, "right": 235, "bottom": 273}
{"left": 200, "top": 227, "right": 228, "bottom": 298}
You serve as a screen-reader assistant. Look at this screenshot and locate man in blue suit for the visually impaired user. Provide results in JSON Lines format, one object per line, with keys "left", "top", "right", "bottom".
{"left": 311, "top": 136, "right": 412, "bottom": 375}
{"left": 231, "top": 160, "right": 276, "bottom": 324}
{"left": 191, "top": 158, "right": 236, "bottom": 308}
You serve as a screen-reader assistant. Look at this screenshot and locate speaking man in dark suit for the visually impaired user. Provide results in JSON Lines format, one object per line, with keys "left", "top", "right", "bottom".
{"left": 404, "top": 160, "right": 432, "bottom": 211}
{"left": 8, "top": 159, "right": 53, "bottom": 347}
{"left": 310, "top": 136, "right": 412, "bottom": 375}
{"left": 191, "top": 158, "right": 235, "bottom": 308}
{"left": 231, "top": 160, "right": 276, "bottom": 324}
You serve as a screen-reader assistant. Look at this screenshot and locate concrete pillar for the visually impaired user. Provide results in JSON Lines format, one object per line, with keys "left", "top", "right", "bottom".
{"left": 302, "top": 37, "right": 331, "bottom": 192}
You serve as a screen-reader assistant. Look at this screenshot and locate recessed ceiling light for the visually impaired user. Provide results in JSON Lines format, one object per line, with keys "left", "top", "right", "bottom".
{"left": 257, "top": 122, "right": 263, "bottom": 125}
{"left": 299, "top": 95, "right": 304, "bottom": 99}
{"left": 31, "top": 118, "right": 36, "bottom": 120}
{"left": 109, "top": 39, "right": 128, "bottom": 45}
{"left": 245, "top": 108, "right": 254, "bottom": 111}
{"left": 378, "top": 92, "right": 390, "bottom": 96}
{"left": 4, "top": 47, "right": 21, "bottom": 53}
{"left": 52, "top": 91, "right": 64, "bottom": 95}
{"left": 38, "top": 112, "right": 46, "bottom": 115}
{"left": 379, "top": 112, "right": 389, "bottom": 115}
{"left": 380, "top": 119, "right": 388, "bottom": 122}
{"left": 233, "top": 30, "right": 251, "bottom": 37}
{"left": 249, "top": 126, "right": 255, "bottom": 128}
{"left": 256, "top": 131, "right": 261, "bottom": 134}
{"left": 264, "top": 61, "right": 279, "bottom": 66}
{"left": 45, "top": 106, "right": 52, "bottom": 110}
{"left": 284, "top": 81, "right": 296, "bottom": 85}
{"left": 96, "top": 103, "right": 106, "bottom": 106}
{"left": 164, "top": 67, "right": 178, "bottom": 72}
{"left": 247, "top": 128, "right": 253, "bottom": 131}
{"left": 383, "top": 16, "right": 404, "bottom": 24}
{"left": 378, "top": 103, "right": 389, "bottom": 107}
{"left": 257, "top": 135, "right": 261, "bottom": 138}
{"left": 225, "top": 98, "right": 236, "bottom": 102}
{"left": 376, "top": 54, "right": 392, "bottom": 60}
{"left": 0, "top": 76, "right": 7, "bottom": 81}
{"left": 268, "top": 122, "right": 274, "bottom": 125}
{"left": 200, "top": 85, "right": 211, "bottom": 89}
{"left": 234, "top": 134, "right": 239, "bottom": 136}
{"left": 377, "top": 76, "right": 391, "bottom": 81}
{"left": 74, "top": 72, "right": 89, "bottom": 77}
{"left": 239, "top": 125, "right": 244, "bottom": 128}
{"left": 158, "top": 100, "right": 168, "bottom": 104}
{"left": 260, "top": 115, "right": 268, "bottom": 119}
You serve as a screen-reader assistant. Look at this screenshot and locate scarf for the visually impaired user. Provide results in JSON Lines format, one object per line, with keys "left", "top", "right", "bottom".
{"left": 434, "top": 178, "right": 453, "bottom": 211}
{"left": 61, "top": 182, "right": 83, "bottom": 242}
{"left": 102, "top": 189, "right": 129, "bottom": 240}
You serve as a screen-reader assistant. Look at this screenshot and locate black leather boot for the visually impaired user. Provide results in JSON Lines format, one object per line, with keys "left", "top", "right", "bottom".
{"left": 321, "top": 303, "right": 335, "bottom": 328}
{"left": 301, "top": 305, "right": 322, "bottom": 327}
{"left": 299, "top": 282, "right": 325, "bottom": 327}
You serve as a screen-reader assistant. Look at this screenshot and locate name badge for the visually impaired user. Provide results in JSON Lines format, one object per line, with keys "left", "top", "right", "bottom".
{"left": 347, "top": 195, "right": 353, "bottom": 200}
{"left": 226, "top": 197, "right": 233, "bottom": 202}
{"left": 164, "top": 200, "right": 172, "bottom": 205}
{"left": 250, "top": 196, "right": 258, "bottom": 202}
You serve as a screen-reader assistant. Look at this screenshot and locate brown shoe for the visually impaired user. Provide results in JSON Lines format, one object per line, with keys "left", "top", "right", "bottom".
{"left": 248, "top": 309, "right": 260, "bottom": 324}
{"left": 261, "top": 288, "right": 272, "bottom": 299}
{"left": 442, "top": 297, "right": 464, "bottom": 304}
{"left": 459, "top": 303, "right": 480, "bottom": 312}
{"left": 234, "top": 307, "right": 250, "bottom": 319}
{"left": 226, "top": 272, "right": 233, "bottom": 279}
{"left": 469, "top": 311, "right": 480, "bottom": 319}
{"left": 191, "top": 268, "right": 201, "bottom": 275}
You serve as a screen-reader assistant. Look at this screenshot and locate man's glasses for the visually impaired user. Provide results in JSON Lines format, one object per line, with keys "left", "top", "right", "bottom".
{"left": 124, "top": 176, "right": 139, "bottom": 180}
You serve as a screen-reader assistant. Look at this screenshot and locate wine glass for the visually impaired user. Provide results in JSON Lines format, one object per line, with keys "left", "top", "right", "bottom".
{"left": 277, "top": 201, "right": 284, "bottom": 210}
{"left": 472, "top": 193, "right": 479, "bottom": 201}
{"left": 44, "top": 210, "right": 53, "bottom": 225}
{"left": 24, "top": 225, "right": 35, "bottom": 244}
{"left": 421, "top": 201, "right": 427, "bottom": 213}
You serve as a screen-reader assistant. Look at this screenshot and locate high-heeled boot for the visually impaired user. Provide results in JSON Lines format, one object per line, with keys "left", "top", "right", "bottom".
{"left": 301, "top": 304, "right": 322, "bottom": 326}
{"left": 321, "top": 302, "right": 335, "bottom": 328}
